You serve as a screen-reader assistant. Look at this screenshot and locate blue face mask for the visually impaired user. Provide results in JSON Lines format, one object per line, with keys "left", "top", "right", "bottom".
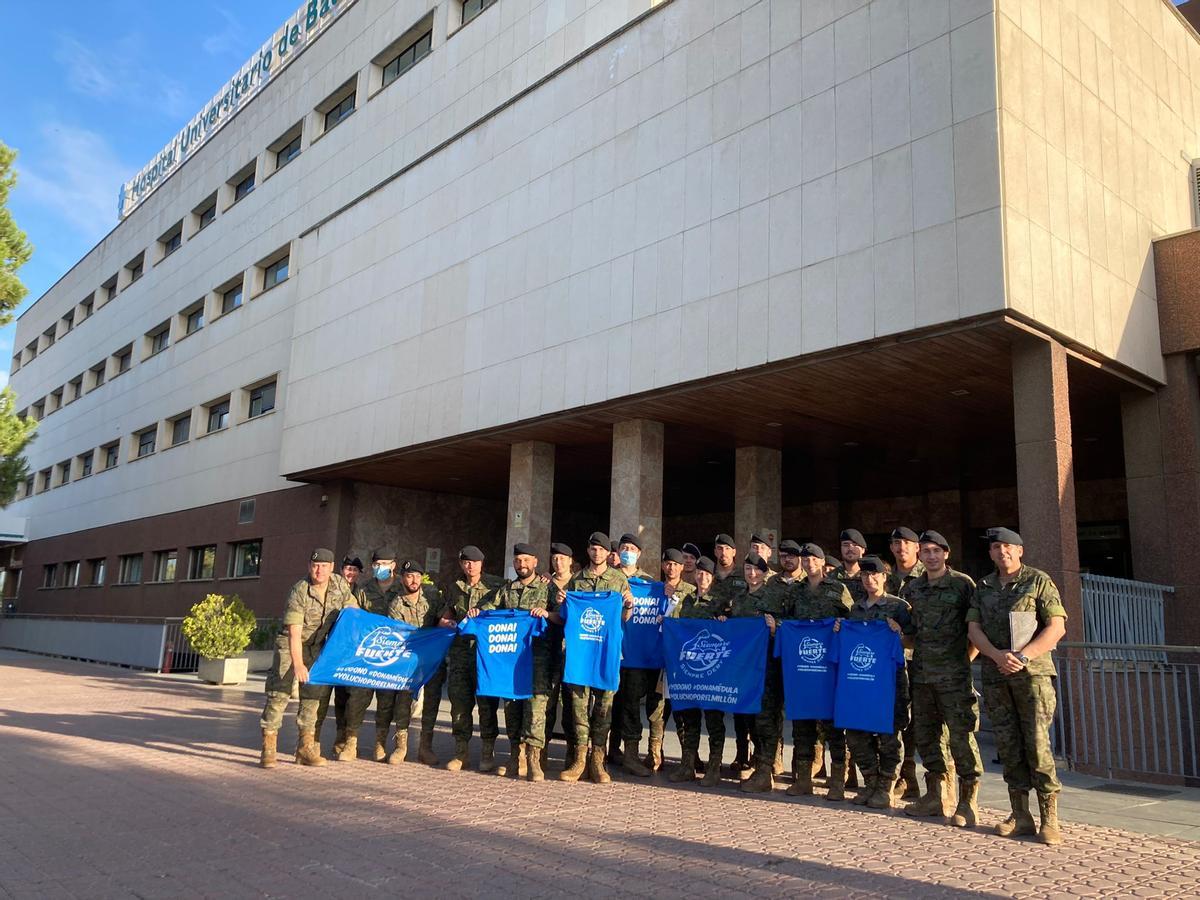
{"left": 619, "top": 550, "right": 638, "bottom": 567}
{"left": 374, "top": 565, "right": 393, "bottom": 581}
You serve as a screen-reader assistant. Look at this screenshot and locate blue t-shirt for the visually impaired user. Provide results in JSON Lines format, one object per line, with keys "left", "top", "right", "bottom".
{"left": 775, "top": 618, "right": 838, "bottom": 721}
{"left": 458, "top": 609, "right": 547, "bottom": 700}
{"left": 562, "top": 591, "right": 625, "bottom": 692}
{"left": 307, "top": 608, "right": 455, "bottom": 692}
{"left": 830, "top": 619, "right": 906, "bottom": 734}
{"left": 663, "top": 617, "right": 768, "bottom": 714}
{"left": 621, "top": 579, "right": 668, "bottom": 669}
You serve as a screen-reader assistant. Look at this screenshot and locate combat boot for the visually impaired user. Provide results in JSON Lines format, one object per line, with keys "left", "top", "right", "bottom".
{"left": 844, "top": 752, "right": 859, "bottom": 789}
{"left": 497, "top": 741, "right": 522, "bottom": 777}
{"left": 701, "top": 750, "right": 723, "bottom": 787}
{"left": 730, "top": 734, "right": 751, "bottom": 774}
{"left": 478, "top": 739, "right": 497, "bottom": 773}
{"left": 867, "top": 777, "right": 896, "bottom": 810}
{"left": 332, "top": 726, "right": 347, "bottom": 758}
{"left": 694, "top": 753, "right": 706, "bottom": 773}
{"left": 644, "top": 736, "right": 663, "bottom": 772}
{"left": 373, "top": 729, "right": 388, "bottom": 762}
{"left": 624, "top": 740, "right": 651, "bottom": 777}
{"left": 1037, "top": 793, "right": 1063, "bottom": 845}
{"left": 995, "top": 789, "right": 1037, "bottom": 837}
{"left": 899, "top": 757, "right": 920, "bottom": 800}
{"left": 825, "top": 763, "right": 847, "bottom": 802}
{"left": 587, "top": 746, "right": 611, "bottom": 784}
{"left": 786, "top": 762, "right": 814, "bottom": 796}
{"left": 295, "top": 730, "right": 326, "bottom": 767}
{"left": 670, "top": 749, "right": 698, "bottom": 783}
{"left": 851, "top": 772, "right": 876, "bottom": 805}
{"left": 740, "top": 763, "right": 774, "bottom": 794}
{"left": 526, "top": 744, "right": 544, "bottom": 782}
{"left": 259, "top": 729, "right": 278, "bottom": 769}
{"left": 813, "top": 753, "right": 829, "bottom": 782}
{"left": 387, "top": 731, "right": 408, "bottom": 766}
{"left": 905, "top": 772, "right": 949, "bottom": 817}
{"left": 337, "top": 734, "right": 358, "bottom": 763}
{"left": 558, "top": 744, "right": 588, "bottom": 782}
{"left": 445, "top": 738, "right": 470, "bottom": 772}
{"left": 950, "top": 777, "right": 979, "bottom": 828}
{"left": 539, "top": 746, "right": 549, "bottom": 770}
{"left": 417, "top": 731, "right": 439, "bottom": 766}
{"left": 773, "top": 739, "right": 785, "bottom": 777}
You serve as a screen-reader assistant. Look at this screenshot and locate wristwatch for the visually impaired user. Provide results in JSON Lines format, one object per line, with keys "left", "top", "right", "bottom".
{"left": 1016, "top": 652, "right": 1030, "bottom": 665}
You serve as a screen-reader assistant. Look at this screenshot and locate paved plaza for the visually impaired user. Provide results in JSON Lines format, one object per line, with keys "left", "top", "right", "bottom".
{"left": 2, "top": 651, "right": 1199, "bottom": 899}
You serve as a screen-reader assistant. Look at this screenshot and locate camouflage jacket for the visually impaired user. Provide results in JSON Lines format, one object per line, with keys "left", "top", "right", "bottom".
{"left": 567, "top": 565, "right": 630, "bottom": 595}
{"left": 787, "top": 576, "right": 853, "bottom": 620}
{"left": 900, "top": 567, "right": 975, "bottom": 685}
{"left": 711, "top": 567, "right": 748, "bottom": 605}
{"left": 848, "top": 593, "right": 911, "bottom": 625}
{"left": 672, "top": 591, "right": 729, "bottom": 620}
{"left": 359, "top": 577, "right": 408, "bottom": 616}
{"left": 728, "top": 585, "right": 772, "bottom": 619}
{"left": 834, "top": 565, "right": 867, "bottom": 603}
{"left": 485, "top": 576, "right": 556, "bottom": 613}
{"left": 444, "top": 574, "right": 505, "bottom": 621}
{"left": 281, "top": 573, "right": 358, "bottom": 646}
{"left": 886, "top": 561, "right": 926, "bottom": 597}
{"left": 385, "top": 588, "right": 439, "bottom": 628}
{"left": 968, "top": 565, "right": 1067, "bottom": 682}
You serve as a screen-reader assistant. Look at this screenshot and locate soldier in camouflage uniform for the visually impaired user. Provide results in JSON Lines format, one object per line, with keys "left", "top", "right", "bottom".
{"left": 967, "top": 527, "right": 1068, "bottom": 846}
{"left": 680, "top": 542, "right": 702, "bottom": 587}
{"left": 435, "top": 545, "right": 504, "bottom": 772}
{"left": 544, "top": 543, "right": 574, "bottom": 766}
{"left": 474, "top": 543, "right": 556, "bottom": 782}
{"left": 258, "top": 548, "right": 358, "bottom": 768}
{"left": 768, "top": 542, "right": 853, "bottom": 800}
{"left": 614, "top": 532, "right": 664, "bottom": 777}
{"left": 668, "top": 556, "right": 730, "bottom": 786}
{"left": 839, "top": 555, "right": 911, "bottom": 809}
{"left": 729, "top": 553, "right": 780, "bottom": 794}
{"left": 314, "top": 555, "right": 364, "bottom": 755}
{"left": 557, "top": 532, "right": 632, "bottom": 785}
{"left": 887, "top": 526, "right": 929, "bottom": 801}
{"left": 900, "top": 531, "right": 983, "bottom": 826}
{"left": 833, "top": 528, "right": 869, "bottom": 603}
{"left": 710, "top": 533, "right": 752, "bottom": 772}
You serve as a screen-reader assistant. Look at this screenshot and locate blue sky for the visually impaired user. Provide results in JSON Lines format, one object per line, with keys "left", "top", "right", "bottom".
{"left": 0, "top": 1, "right": 296, "bottom": 391}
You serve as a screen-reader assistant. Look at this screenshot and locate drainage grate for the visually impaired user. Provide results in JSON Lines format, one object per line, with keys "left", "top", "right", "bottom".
{"left": 1087, "top": 783, "right": 1179, "bottom": 799}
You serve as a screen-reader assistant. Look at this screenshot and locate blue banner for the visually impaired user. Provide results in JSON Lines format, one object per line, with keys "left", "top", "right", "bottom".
{"left": 562, "top": 591, "right": 625, "bottom": 692}
{"left": 621, "top": 579, "right": 668, "bottom": 669}
{"left": 831, "top": 619, "right": 906, "bottom": 733}
{"left": 662, "top": 617, "right": 768, "bottom": 714}
{"left": 775, "top": 618, "right": 838, "bottom": 721}
{"left": 459, "top": 609, "right": 547, "bottom": 700}
{"left": 307, "top": 608, "right": 455, "bottom": 692}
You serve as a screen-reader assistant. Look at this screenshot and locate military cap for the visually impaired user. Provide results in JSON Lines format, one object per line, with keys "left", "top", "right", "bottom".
{"left": 824, "top": 554, "right": 840, "bottom": 568}
{"left": 778, "top": 539, "right": 803, "bottom": 555}
{"left": 609, "top": 541, "right": 619, "bottom": 552}
{"left": 919, "top": 530, "right": 950, "bottom": 550}
{"left": 696, "top": 556, "right": 716, "bottom": 574}
{"left": 749, "top": 532, "right": 773, "bottom": 547}
{"left": 985, "top": 526, "right": 1023, "bottom": 546}
{"left": 341, "top": 555, "right": 364, "bottom": 570}
{"left": 372, "top": 547, "right": 398, "bottom": 562}
{"left": 662, "top": 548, "right": 684, "bottom": 563}
{"left": 744, "top": 552, "right": 769, "bottom": 573}
{"left": 550, "top": 542, "right": 574, "bottom": 558}
{"left": 458, "top": 545, "right": 485, "bottom": 561}
{"left": 512, "top": 542, "right": 537, "bottom": 557}
{"left": 889, "top": 527, "right": 920, "bottom": 543}
{"left": 618, "top": 532, "right": 642, "bottom": 550}
{"left": 840, "top": 528, "right": 867, "bottom": 549}
{"left": 858, "top": 555, "right": 887, "bottom": 574}
{"left": 714, "top": 533, "right": 736, "bottom": 549}
{"left": 588, "top": 531, "right": 611, "bottom": 549}
{"left": 798, "top": 542, "right": 824, "bottom": 558}
{"left": 681, "top": 542, "right": 702, "bottom": 559}
{"left": 310, "top": 548, "right": 335, "bottom": 563}
{"left": 399, "top": 559, "right": 424, "bottom": 575}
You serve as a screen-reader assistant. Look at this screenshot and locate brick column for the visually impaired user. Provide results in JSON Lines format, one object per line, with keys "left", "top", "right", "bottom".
{"left": 735, "top": 446, "right": 782, "bottom": 552}
{"left": 504, "top": 442, "right": 555, "bottom": 575}
{"left": 610, "top": 420, "right": 663, "bottom": 566}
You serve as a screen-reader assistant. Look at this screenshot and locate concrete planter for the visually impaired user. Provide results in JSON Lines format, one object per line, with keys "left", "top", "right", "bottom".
{"left": 198, "top": 656, "right": 249, "bottom": 685}
{"left": 244, "top": 650, "right": 275, "bottom": 672}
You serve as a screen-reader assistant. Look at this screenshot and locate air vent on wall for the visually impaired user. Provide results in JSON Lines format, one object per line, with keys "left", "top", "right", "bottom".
{"left": 238, "top": 498, "right": 256, "bottom": 525}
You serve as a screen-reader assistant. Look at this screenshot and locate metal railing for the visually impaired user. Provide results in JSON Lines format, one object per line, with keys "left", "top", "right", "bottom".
{"left": 1080, "top": 574, "right": 1172, "bottom": 661}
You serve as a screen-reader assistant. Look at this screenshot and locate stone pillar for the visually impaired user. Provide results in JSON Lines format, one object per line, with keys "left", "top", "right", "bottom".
{"left": 504, "top": 442, "right": 555, "bottom": 576}
{"left": 610, "top": 420, "right": 664, "bottom": 566}
{"left": 926, "top": 489, "right": 964, "bottom": 557}
{"left": 735, "top": 446, "right": 782, "bottom": 552}
{"left": 1121, "top": 390, "right": 1172, "bottom": 585}
{"left": 1012, "top": 335, "right": 1082, "bottom": 640}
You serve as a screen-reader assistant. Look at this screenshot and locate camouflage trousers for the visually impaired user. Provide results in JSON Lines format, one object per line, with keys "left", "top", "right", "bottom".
{"left": 259, "top": 640, "right": 331, "bottom": 732}
{"left": 313, "top": 686, "right": 350, "bottom": 738}
{"left": 791, "top": 719, "right": 846, "bottom": 763}
{"left": 345, "top": 688, "right": 416, "bottom": 734}
{"left": 982, "top": 674, "right": 1060, "bottom": 793}
{"left": 675, "top": 708, "right": 726, "bottom": 754}
{"left": 911, "top": 680, "right": 983, "bottom": 779}
{"left": 420, "top": 661, "right": 447, "bottom": 734}
{"left": 444, "top": 642, "right": 478, "bottom": 741}
{"left": 752, "top": 657, "right": 784, "bottom": 767}
{"left": 619, "top": 668, "right": 666, "bottom": 743}
{"left": 545, "top": 644, "right": 566, "bottom": 748}
{"left": 478, "top": 696, "right": 524, "bottom": 744}
{"left": 565, "top": 684, "right": 615, "bottom": 747}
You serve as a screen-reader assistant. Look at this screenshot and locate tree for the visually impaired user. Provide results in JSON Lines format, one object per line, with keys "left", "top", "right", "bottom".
{"left": 0, "top": 142, "right": 36, "bottom": 507}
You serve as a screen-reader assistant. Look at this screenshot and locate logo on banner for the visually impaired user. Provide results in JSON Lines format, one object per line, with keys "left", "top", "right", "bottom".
{"left": 679, "top": 629, "right": 733, "bottom": 676}
{"left": 355, "top": 626, "right": 412, "bottom": 667}
{"left": 581, "top": 607, "right": 605, "bottom": 634}
{"left": 799, "top": 636, "right": 827, "bottom": 664}
{"left": 849, "top": 642, "right": 876, "bottom": 672}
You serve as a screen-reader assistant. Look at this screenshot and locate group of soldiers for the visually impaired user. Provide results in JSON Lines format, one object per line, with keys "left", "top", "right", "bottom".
{"left": 257, "top": 525, "right": 1067, "bottom": 846}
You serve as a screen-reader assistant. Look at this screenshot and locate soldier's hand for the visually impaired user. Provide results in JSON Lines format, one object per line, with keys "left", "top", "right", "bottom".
{"left": 623, "top": 589, "right": 634, "bottom": 604}
{"left": 832, "top": 620, "right": 842, "bottom": 632}
{"left": 886, "top": 618, "right": 901, "bottom": 634}
{"left": 996, "top": 650, "right": 1025, "bottom": 675}
{"left": 439, "top": 616, "right": 457, "bottom": 629}
{"left": 466, "top": 608, "right": 480, "bottom": 618}
{"left": 764, "top": 613, "right": 776, "bottom": 634}
{"left": 538, "top": 573, "right": 552, "bottom": 584}
{"left": 717, "top": 615, "right": 727, "bottom": 622}
{"left": 295, "top": 662, "right": 310, "bottom": 684}
{"left": 530, "top": 607, "right": 549, "bottom": 618}
{"left": 556, "top": 588, "right": 566, "bottom": 606}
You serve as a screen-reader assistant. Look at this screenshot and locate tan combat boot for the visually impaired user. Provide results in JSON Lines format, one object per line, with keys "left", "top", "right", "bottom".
{"left": 295, "top": 730, "right": 326, "bottom": 767}
{"left": 587, "top": 746, "right": 612, "bottom": 784}
{"left": 499, "top": 742, "right": 525, "bottom": 778}
{"left": 445, "top": 739, "right": 470, "bottom": 771}
{"left": 813, "top": 752, "right": 828, "bottom": 782}
{"left": 387, "top": 731, "right": 408, "bottom": 766}
{"left": 851, "top": 772, "right": 876, "bottom": 805}
{"left": 670, "top": 749, "right": 698, "bottom": 783}
{"left": 644, "top": 736, "right": 663, "bottom": 772}
{"left": 845, "top": 756, "right": 859, "bottom": 789}
{"left": 260, "top": 729, "right": 278, "bottom": 769}
{"left": 773, "top": 738, "right": 785, "bottom": 777}
{"left": 624, "top": 740, "right": 651, "bottom": 777}
{"left": 701, "top": 750, "right": 723, "bottom": 787}
{"left": 1037, "top": 793, "right": 1063, "bottom": 845}
{"left": 337, "top": 734, "right": 358, "bottom": 763}
{"left": 478, "top": 739, "right": 498, "bottom": 773}
{"left": 825, "top": 762, "right": 846, "bottom": 802}
{"left": 867, "top": 776, "right": 896, "bottom": 809}
{"left": 526, "top": 744, "right": 545, "bottom": 782}
{"left": 899, "top": 756, "right": 921, "bottom": 800}
{"left": 995, "top": 789, "right": 1037, "bottom": 837}
{"left": 786, "top": 761, "right": 814, "bottom": 796}
{"left": 417, "top": 731, "right": 439, "bottom": 766}
{"left": 951, "top": 777, "right": 979, "bottom": 828}
{"left": 332, "top": 726, "right": 347, "bottom": 758}
{"left": 539, "top": 746, "right": 549, "bottom": 770}
{"left": 558, "top": 743, "right": 588, "bottom": 782}
{"left": 905, "top": 772, "right": 948, "bottom": 817}
{"left": 373, "top": 729, "right": 388, "bottom": 762}
{"left": 740, "top": 763, "right": 774, "bottom": 794}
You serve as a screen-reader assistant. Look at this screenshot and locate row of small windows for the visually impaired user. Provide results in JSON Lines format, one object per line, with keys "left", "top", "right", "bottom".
{"left": 9, "top": 3, "right": 454, "bottom": 377}
{"left": 41, "top": 540, "right": 262, "bottom": 589}
{"left": 17, "top": 247, "right": 288, "bottom": 425}
{"left": 20, "top": 378, "right": 277, "bottom": 499}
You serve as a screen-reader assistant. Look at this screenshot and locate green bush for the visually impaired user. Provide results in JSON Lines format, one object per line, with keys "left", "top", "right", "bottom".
{"left": 249, "top": 620, "right": 283, "bottom": 650}
{"left": 182, "top": 593, "right": 257, "bottom": 660}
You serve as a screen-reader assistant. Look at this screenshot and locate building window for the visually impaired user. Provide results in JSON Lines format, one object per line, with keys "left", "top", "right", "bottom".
{"left": 49, "top": 388, "right": 63, "bottom": 413}
{"left": 88, "top": 558, "right": 106, "bottom": 586}
{"left": 264, "top": 256, "right": 289, "bottom": 289}
{"left": 42, "top": 564, "right": 57, "bottom": 588}
{"left": 196, "top": 196, "right": 217, "bottom": 231}
{"left": 207, "top": 399, "right": 230, "bottom": 433}
{"left": 43, "top": 326, "right": 56, "bottom": 349}
{"left": 56, "top": 460, "right": 71, "bottom": 486}
{"left": 126, "top": 254, "right": 144, "bottom": 284}
{"left": 381, "top": 30, "right": 432, "bottom": 89}
{"left": 31, "top": 400, "right": 44, "bottom": 421}
{"left": 248, "top": 381, "right": 276, "bottom": 419}
{"left": 25, "top": 340, "right": 37, "bottom": 362}
{"left": 148, "top": 324, "right": 170, "bottom": 357}
{"left": 229, "top": 540, "right": 262, "bottom": 578}
{"left": 62, "top": 310, "right": 74, "bottom": 334}
{"left": 80, "top": 297, "right": 93, "bottom": 320}
{"left": 38, "top": 469, "right": 51, "bottom": 492}
{"left": 117, "top": 554, "right": 143, "bottom": 585}
{"left": 68, "top": 375, "right": 83, "bottom": 402}
{"left": 90, "top": 361, "right": 106, "bottom": 390}
{"left": 462, "top": 0, "right": 497, "bottom": 26}
{"left": 62, "top": 561, "right": 80, "bottom": 588}
{"left": 324, "top": 92, "right": 356, "bottom": 132}
{"left": 234, "top": 171, "right": 256, "bottom": 202}
{"left": 171, "top": 413, "right": 190, "bottom": 446}
{"left": 102, "top": 276, "right": 118, "bottom": 302}
{"left": 79, "top": 451, "right": 94, "bottom": 478}
{"left": 276, "top": 134, "right": 301, "bottom": 169}
{"left": 185, "top": 306, "right": 204, "bottom": 335}
{"left": 221, "top": 283, "right": 243, "bottom": 314}
{"left": 136, "top": 427, "right": 157, "bottom": 458}
{"left": 23, "top": 475, "right": 33, "bottom": 498}
{"left": 152, "top": 550, "right": 177, "bottom": 583}
{"left": 103, "top": 442, "right": 120, "bottom": 470}
{"left": 115, "top": 346, "right": 132, "bottom": 375}
{"left": 188, "top": 545, "right": 216, "bottom": 580}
